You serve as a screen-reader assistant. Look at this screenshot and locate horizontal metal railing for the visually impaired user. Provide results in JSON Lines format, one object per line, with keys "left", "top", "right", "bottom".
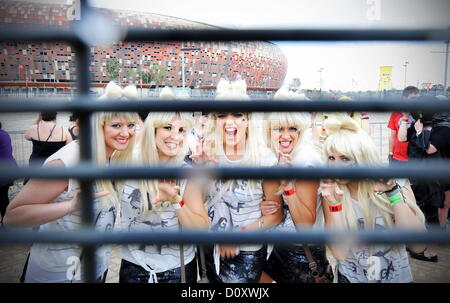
{"left": 1, "top": 28, "right": 449, "bottom": 42}
{"left": 1, "top": 164, "right": 450, "bottom": 181}
{"left": 1, "top": 230, "right": 449, "bottom": 245}
{"left": 1, "top": 99, "right": 450, "bottom": 113}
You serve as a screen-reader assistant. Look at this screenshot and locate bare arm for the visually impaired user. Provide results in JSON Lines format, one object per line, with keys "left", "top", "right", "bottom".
{"left": 375, "top": 180, "right": 426, "bottom": 254}
{"left": 3, "top": 160, "right": 71, "bottom": 227}
{"left": 389, "top": 130, "right": 396, "bottom": 154}
{"left": 426, "top": 143, "right": 438, "bottom": 154}
{"left": 285, "top": 180, "right": 319, "bottom": 228}
{"left": 65, "top": 128, "right": 73, "bottom": 144}
{"left": 177, "top": 180, "right": 210, "bottom": 230}
{"left": 24, "top": 126, "right": 35, "bottom": 141}
{"left": 320, "top": 181, "right": 349, "bottom": 261}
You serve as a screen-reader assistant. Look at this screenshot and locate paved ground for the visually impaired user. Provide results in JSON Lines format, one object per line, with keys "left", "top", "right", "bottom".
{"left": 1, "top": 241, "right": 449, "bottom": 283}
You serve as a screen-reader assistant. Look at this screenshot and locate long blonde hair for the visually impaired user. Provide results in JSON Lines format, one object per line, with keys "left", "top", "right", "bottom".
{"left": 204, "top": 78, "right": 265, "bottom": 205}
{"left": 92, "top": 111, "right": 139, "bottom": 209}
{"left": 93, "top": 81, "right": 141, "bottom": 209}
{"left": 322, "top": 116, "right": 425, "bottom": 231}
{"left": 136, "top": 111, "right": 193, "bottom": 214}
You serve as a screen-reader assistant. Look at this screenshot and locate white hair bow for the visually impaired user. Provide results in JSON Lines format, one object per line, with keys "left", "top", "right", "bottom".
{"left": 98, "top": 81, "right": 138, "bottom": 100}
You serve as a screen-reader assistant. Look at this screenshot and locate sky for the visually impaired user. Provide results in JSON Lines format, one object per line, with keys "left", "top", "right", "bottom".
{"left": 88, "top": 0, "right": 450, "bottom": 92}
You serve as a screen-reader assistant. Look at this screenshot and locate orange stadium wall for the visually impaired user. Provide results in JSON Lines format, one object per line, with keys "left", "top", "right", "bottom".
{"left": 0, "top": 0, "right": 288, "bottom": 90}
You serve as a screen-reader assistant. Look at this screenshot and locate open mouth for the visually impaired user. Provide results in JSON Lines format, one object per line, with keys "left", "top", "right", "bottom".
{"left": 225, "top": 127, "right": 237, "bottom": 139}
{"left": 165, "top": 142, "right": 178, "bottom": 150}
{"left": 115, "top": 138, "right": 128, "bottom": 145}
{"left": 279, "top": 141, "right": 291, "bottom": 149}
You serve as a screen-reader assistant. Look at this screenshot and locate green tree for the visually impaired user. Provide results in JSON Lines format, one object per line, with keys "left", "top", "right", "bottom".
{"left": 149, "top": 64, "right": 168, "bottom": 87}
{"left": 138, "top": 70, "right": 152, "bottom": 84}
{"left": 105, "top": 58, "right": 120, "bottom": 81}
{"left": 126, "top": 69, "right": 137, "bottom": 83}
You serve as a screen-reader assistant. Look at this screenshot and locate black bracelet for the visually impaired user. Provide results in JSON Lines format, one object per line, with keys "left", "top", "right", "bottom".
{"left": 378, "top": 183, "right": 401, "bottom": 195}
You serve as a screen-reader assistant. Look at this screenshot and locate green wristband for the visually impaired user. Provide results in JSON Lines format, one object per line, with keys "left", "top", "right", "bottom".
{"left": 387, "top": 192, "right": 404, "bottom": 205}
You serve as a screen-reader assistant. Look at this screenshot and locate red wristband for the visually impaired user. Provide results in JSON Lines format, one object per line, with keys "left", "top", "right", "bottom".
{"left": 173, "top": 199, "right": 184, "bottom": 210}
{"left": 283, "top": 188, "right": 296, "bottom": 196}
{"left": 329, "top": 204, "right": 342, "bottom": 212}
{"left": 402, "top": 118, "right": 409, "bottom": 123}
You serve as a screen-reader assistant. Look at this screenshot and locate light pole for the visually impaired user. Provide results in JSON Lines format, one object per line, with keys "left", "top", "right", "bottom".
{"left": 318, "top": 68, "right": 324, "bottom": 97}
{"left": 54, "top": 59, "right": 58, "bottom": 94}
{"left": 403, "top": 60, "right": 409, "bottom": 88}
{"left": 430, "top": 39, "right": 450, "bottom": 92}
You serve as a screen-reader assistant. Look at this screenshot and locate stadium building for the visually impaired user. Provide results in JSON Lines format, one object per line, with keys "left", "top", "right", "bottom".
{"left": 0, "top": 0, "right": 288, "bottom": 92}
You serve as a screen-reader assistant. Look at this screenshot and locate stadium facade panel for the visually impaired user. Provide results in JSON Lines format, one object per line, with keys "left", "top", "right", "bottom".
{"left": 0, "top": 0, "right": 287, "bottom": 89}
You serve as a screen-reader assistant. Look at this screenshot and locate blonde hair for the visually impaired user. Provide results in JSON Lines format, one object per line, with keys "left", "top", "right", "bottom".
{"left": 322, "top": 116, "right": 425, "bottom": 231}
{"left": 135, "top": 112, "right": 193, "bottom": 214}
{"left": 204, "top": 77, "right": 264, "bottom": 205}
{"left": 265, "top": 112, "right": 313, "bottom": 159}
{"left": 93, "top": 81, "right": 141, "bottom": 209}
{"left": 92, "top": 111, "right": 139, "bottom": 209}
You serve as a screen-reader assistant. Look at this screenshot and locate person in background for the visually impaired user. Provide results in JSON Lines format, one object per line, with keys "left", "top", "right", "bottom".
{"left": 24, "top": 111, "right": 72, "bottom": 184}
{"left": 387, "top": 86, "right": 419, "bottom": 164}
{"left": 68, "top": 114, "right": 79, "bottom": 141}
{"left": 0, "top": 122, "right": 17, "bottom": 225}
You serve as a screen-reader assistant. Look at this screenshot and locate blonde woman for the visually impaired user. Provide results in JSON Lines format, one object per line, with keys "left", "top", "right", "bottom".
{"left": 119, "top": 107, "right": 209, "bottom": 283}
{"left": 259, "top": 105, "right": 331, "bottom": 283}
{"left": 192, "top": 79, "right": 283, "bottom": 283}
{"left": 319, "top": 116, "right": 426, "bottom": 283}
{"left": 4, "top": 82, "right": 139, "bottom": 282}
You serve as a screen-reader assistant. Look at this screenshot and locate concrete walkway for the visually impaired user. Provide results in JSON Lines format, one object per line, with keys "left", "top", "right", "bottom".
{"left": 1, "top": 242, "right": 449, "bottom": 283}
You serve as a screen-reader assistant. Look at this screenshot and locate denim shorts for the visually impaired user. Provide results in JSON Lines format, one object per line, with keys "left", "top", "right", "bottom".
{"left": 263, "top": 244, "right": 329, "bottom": 283}
{"left": 119, "top": 257, "right": 198, "bottom": 283}
{"left": 204, "top": 245, "right": 267, "bottom": 283}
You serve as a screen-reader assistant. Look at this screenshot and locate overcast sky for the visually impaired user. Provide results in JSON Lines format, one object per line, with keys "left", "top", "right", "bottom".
{"left": 89, "top": 0, "right": 450, "bottom": 91}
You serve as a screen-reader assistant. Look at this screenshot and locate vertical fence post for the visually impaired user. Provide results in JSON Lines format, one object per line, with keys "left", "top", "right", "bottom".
{"left": 74, "top": 0, "right": 96, "bottom": 283}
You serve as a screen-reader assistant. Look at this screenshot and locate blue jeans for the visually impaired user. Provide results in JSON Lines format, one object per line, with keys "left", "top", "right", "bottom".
{"left": 204, "top": 245, "right": 267, "bottom": 283}
{"left": 119, "top": 258, "right": 198, "bottom": 283}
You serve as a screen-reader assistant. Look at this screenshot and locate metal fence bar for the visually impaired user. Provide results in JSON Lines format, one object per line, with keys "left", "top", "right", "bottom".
{"left": 1, "top": 28, "right": 449, "bottom": 42}
{"left": 0, "top": 230, "right": 449, "bottom": 245}
{"left": 1, "top": 99, "right": 450, "bottom": 113}
{"left": 2, "top": 164, "right": 450, "bottom": 181}
{"left": 72, "top": 0, "right": 96, "bottom": 283}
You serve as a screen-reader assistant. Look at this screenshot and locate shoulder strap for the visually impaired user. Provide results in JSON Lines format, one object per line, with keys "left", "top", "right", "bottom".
{"left": 179, "top": 224, "right": 186, "bottom": 283}
{"left": 303, "top": 244, "right": 321, "bottom": 282}
{"left": 45, "top": 124, "right": 57, "bottom": 142}
{"left": 37, "top": 124, "right": 41, "bottom": 141}
{"left": 199, "top": 245, "right": 208, "bottom": 280}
